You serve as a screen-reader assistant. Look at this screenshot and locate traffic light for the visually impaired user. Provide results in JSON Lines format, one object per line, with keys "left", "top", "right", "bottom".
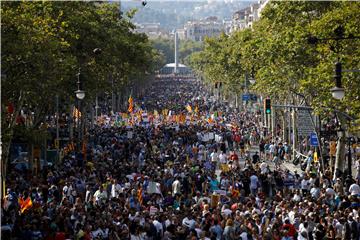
{"left": 265, "top": 98, "right": 271, "bottom": 114}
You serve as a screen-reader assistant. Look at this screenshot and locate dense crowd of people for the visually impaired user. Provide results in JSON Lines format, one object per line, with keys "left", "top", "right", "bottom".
{"left": 2, "top": 78, "right": 360, "bottom": 240}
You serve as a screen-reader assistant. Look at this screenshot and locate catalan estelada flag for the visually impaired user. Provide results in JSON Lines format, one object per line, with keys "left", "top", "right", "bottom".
{"left": 19, "top": 197, "right": 33, "bottom": 213}
{"left": 137, "top": 187, "right": 143, "bottom": 206}
{"left": 128, "top": 96, "right": 133, "bottom": 113}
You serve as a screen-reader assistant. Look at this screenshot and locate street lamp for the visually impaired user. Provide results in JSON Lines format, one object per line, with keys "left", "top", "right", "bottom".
{"left": 331, "top": 87, "right": 345, "bottom": 100}
{"left": 249, "top": 77, "right": 256, "bottom": 85}
{"left": 308, "top": 27, "right": 359, "bottom": 180}
{"left": 330, "top": 62, "right": 344, "bottom": 100}
{"left": 75, "top": 70, "right": 85, "bottom": 100}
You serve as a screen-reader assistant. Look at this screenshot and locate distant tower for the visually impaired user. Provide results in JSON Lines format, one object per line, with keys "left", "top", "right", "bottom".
{"left": 174, "top": 31, "right": 179, "bottom": 74}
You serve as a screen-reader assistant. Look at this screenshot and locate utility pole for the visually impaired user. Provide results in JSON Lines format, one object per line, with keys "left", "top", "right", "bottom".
{"left": 291, "top": 108, "right": 296, "bottom": 160}
{"left": 95, "top": 94, "right": 99, "bottom": 121}
{"left": 56, "top": 95, "right": 60, "bottom": 164}
{"left": 271, "top": 106, "right": 275, "bottom": 141}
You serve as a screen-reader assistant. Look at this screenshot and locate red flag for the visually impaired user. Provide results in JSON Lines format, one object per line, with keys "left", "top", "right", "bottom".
{"left": 7, "top": 103, "right": 14, "bottom": 114}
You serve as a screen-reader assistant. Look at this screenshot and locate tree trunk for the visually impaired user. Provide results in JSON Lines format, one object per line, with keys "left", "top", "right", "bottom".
{"left": 2, "top": 91, "right": 24, "bottom": 180}
{"left": 334, "top": 131, "right": 346, "bottom": 180}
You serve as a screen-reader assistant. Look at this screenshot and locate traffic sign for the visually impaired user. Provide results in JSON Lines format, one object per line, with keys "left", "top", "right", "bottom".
{"left": 297, "top": 110, "right": 314, "bottom": 137}
{"left": 310, "top": 132, "right": 319, "bottom": 146}
{"left": 242, "top": 94, "right": 250, "bottom": 101}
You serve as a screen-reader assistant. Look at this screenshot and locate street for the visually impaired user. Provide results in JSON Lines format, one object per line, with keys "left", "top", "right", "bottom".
{"left": 2, "top": 1, "right": 360, "bottom": 240}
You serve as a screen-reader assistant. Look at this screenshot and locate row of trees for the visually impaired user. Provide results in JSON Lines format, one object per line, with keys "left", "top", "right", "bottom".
{"left": 189, "top": 1, "right": 359, "bottom": 129}
{"left": 189, "top": 1, "right": 359, "bottom": 175}
{"left": 1, "top": 2, "right": 163, "bottom": 176}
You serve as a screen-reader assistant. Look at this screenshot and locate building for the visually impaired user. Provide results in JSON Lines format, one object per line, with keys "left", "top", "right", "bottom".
{"left": 230, "top": 0, "right": 269, "bottom": 33}
{"left": 176, "top": 29, "right": 186, "bottom": 40}
{"left": 135, "top": 23, "right": 170, "bottom": 39}
{"left": 183, "top": 16, "right": 225, "bottom": 42}
{"left": 159, "top": 63, "right": 192, "bottom": 75}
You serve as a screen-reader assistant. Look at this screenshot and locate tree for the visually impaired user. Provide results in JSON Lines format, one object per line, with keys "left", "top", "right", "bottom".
{"left": 189, "top": 1, "right": 360, "bottom": 175}
{"left": 1, "top": 1, "right": 162, "bottom": 178}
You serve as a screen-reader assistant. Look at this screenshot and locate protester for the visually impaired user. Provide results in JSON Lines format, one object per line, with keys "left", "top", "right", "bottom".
{"left": 2, "top": 78, "right": 359, "bottom": 240}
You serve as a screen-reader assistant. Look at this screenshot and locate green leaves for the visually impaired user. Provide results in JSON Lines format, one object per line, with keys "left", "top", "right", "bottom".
{"left": 189, "top": 1, "right": 359, "bottom": 125}
{"left": 1, "top": 1, "right": 162, "bottom": 169}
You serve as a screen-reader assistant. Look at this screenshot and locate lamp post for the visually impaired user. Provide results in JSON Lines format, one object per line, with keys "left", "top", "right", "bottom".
{"left": 308, "top": 26, "right": 359, "bottom": 180}
{"left": 75, "top": 68, "right": 85, "bottom": 165}
{"left": 347, "top": 136, "right": 353, "bottom": 177}
{"left": 75, "top": 69, "right": 85, "bottom": 100}
{"left": 92, "top": 48, "right": 102, "bottom": 124}
{"left": 330, "top": 62, "right": 345, "bottom": 100}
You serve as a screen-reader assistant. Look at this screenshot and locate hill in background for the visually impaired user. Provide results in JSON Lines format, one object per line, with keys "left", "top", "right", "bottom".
{"left": 121, "top": 0, "right": 253, "bottom": 30}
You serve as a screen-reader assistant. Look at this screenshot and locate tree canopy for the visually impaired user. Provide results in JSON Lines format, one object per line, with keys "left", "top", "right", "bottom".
{"left": 189, "top": 1, "right": 360, "bottom": 129}
{"left": 1, "top": 1, "right": 163, "bottom": 174}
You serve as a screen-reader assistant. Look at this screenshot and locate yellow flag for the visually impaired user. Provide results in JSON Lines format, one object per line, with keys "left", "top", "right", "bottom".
{"left": 128, "top": 96, "right": 133, "bottom": 113}
{"left": 185, "top": 104, "right": 192, "bottom": 113}
{"left": 314, "top": 151, "right": 318, "bottom": 163}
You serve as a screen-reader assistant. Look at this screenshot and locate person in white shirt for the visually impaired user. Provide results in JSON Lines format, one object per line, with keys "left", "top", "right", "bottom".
{"left": 153, "top": 217, "right": 164, "bottom": 237}
{"left": 349, "top": 183, "right": 360, "bottom": 196}
{"left": 219, "top": 152, "right": 227, "bottom": 164}
{"left": 260, "top": 162, "right": 268, "bottom": 174}
{"left": 111, "top": 179, "right": 122, "bottom": 199}
{"left": 301, "top": 177, "right": 310, "bottom": 196}
{"left": 93, "top": 186, "right": 108, "bottom": 204}
{"left": 269, "top": 143, "right": 275, "bottom": 157}
{"left": 221, "top": 205, "right": 232, "bottom": 218}
{"left": 210, "top": 150, "right": 219, "bottom": 163}
{"left": 172, "top": 177, "right": 181, "bottom": 196}
{"left": 85, "top": 185, "right": 92, "bottom": 203}
{"left": 182, "top": 213, "right": 196, "bottom": 230}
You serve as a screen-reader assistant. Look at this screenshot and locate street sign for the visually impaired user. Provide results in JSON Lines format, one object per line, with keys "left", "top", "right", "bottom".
{"left": 310, "top": 132, "right": 319, "bottom": 146}
{"left": 297, "top": 110, "right": 314, "bottom": 137}
{"left": 242, "top": 94, "right": 250, "bottom": 101}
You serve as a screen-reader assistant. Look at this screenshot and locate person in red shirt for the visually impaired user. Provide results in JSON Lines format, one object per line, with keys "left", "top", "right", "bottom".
{"left": 281, "top": 218, "right": 297, "bottom": 238}
{"left": 233, "top": 132, "right": 241, "bottom": 151}
{"left": 229, "top": 151, "right": 239, "bottom": 167}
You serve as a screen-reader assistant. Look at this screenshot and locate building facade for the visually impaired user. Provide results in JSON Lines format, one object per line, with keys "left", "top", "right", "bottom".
{"left": 230, "top": 0, "right": 269, "bottom": 33}
{"left": 135, "top": 23, "right": 170, "bottom": 39}
{"left": 183, "top": 17, "right": 225, "bottom": 42}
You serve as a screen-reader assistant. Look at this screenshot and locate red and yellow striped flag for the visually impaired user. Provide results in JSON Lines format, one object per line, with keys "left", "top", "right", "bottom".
{"left": 128, "top": 96, "right": 133, "bottom": 113}
{"left": 20, "top": 197, "right": 33, "bottom": 213}
{"left": 137, "top": 187, "right": 143, "bottom": 206}
{"left": 73, "top": 107, "right": 81, "bottom": 119}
